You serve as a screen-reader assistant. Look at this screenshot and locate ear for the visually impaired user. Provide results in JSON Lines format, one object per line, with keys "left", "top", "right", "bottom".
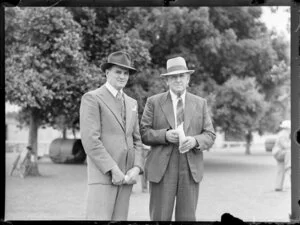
{"left": 105, "top": 69, "right": 110, "bottom": 77}
{"left": 185, "top": 74, "right": 191, "bottom": 87}
{"left": 187, "top": 74, "right": 191, "bottom": 82}
{"left": 163, "top": 76, "right": 169, "bottom": 86}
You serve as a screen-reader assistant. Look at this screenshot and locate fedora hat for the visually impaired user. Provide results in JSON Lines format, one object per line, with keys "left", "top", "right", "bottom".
{"left": 161, "top": 56, "right": 195, "bottom": 76}
{"left": 101, "top": 51, "right": 137, "bottom": 75}
{"left": 280, "top": 120, "right": 291, "bottom": 129}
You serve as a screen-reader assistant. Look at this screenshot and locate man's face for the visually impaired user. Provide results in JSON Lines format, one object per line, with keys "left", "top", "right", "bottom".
{"left": 166, "top": 73, "right": 190, "bottom": 95}
{"left": 106, "top": 65, "right": 130, "bottom": 90}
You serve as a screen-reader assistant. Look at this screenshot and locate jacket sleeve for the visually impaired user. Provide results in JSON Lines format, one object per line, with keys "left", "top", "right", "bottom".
{"left": 140, "top": 97, "right": 169, "bottom": 146}
{"left": 193, "top": 99, "right": 216, "bottom": 150}
{"left": 132, "top": 103, "right": 144, "bottom": 174}
{"left": 272, "top": 132, "right": 291, "bottom": 156}
{"left": 80, "top": 93, "right": 117, "bottom": 174}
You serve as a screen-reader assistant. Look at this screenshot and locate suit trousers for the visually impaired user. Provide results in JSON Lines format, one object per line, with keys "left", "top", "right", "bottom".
{"left": 149, "top": 146, "right": 199, "bottom": 221}
{"left": 275, "top": 151, "right": 291, "bottom": 190}
{"left": 85, "top": 183, "right": 133, "bottom": 220}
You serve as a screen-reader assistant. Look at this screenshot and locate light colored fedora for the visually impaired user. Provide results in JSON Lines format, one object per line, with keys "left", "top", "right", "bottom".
{"left": 101, "top": 51, "right": 137, "bottom": 75}
{"left": 280, "top": 120, "right": 291, "bottom": 129}
{"left": 161, "top": 56, "right": 195, "bottom": 76}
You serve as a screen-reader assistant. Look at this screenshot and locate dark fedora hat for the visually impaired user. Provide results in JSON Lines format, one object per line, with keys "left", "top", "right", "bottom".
{"left": 100, "top": 51, "right": 137, "bottom": 75}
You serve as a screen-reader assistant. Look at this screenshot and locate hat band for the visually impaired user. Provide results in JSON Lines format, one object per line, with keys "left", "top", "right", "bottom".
{"left": 109, "top": 58, "right": 131, "bottom": 67}
{"left": 167, "top": 65, "right": 189, "bottom": 73}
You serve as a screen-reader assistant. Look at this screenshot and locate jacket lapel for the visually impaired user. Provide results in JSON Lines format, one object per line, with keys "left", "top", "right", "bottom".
{"left": 159, "top": 91, "right": 175, "bottom": 129}
{"left": 124, "top": 94, "right": 133, "bottom": 134}
{"left": 184, "top": 92, "right": 195, "bottom": 133}
{"left": 96, "top": 86, "right": 125, "bottom": 132}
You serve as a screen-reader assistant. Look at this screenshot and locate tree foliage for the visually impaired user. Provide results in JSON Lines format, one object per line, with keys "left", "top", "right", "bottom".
{"left": 6, "top": 6, "right": 290, "bottom": 146}
{"left": 213, "top": 77, "right": 267, "bottom": 139}
{"left": 5, "top": 7, "right": 101, "bottom": 131}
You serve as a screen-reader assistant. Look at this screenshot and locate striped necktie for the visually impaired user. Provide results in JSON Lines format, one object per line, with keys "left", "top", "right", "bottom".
{"left": 116, "top": 91, "right": 126, "bottom": 126}
{"left": 176, "top": 96, "right": 184, "bottom": 127}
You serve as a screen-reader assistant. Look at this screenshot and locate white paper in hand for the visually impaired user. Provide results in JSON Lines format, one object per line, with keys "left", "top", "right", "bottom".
{"left": 176, "top": 123, "right": 188, "bottom": 153}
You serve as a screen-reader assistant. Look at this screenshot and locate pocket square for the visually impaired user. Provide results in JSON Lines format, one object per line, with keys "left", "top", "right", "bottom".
{"left": 132, "top": 106, "right": 137, "bottom": 111}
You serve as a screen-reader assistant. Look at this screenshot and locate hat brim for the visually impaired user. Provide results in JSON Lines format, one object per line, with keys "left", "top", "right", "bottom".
{"left": 101, "top": 62, "right": 137, "bottom": 75}
{"left": 280, "top": 125, "right": 291, "bottom": 129}
{"left": 160, "top": 69, "right": 195, "bottom": 76}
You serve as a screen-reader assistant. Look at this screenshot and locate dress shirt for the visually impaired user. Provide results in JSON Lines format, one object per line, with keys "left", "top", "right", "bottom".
{"left": 169, "top": 90, "right": 186, "bottom": 128}
{"left": 105, "top": 82, "right": 123, "bottom": 98}
{"left": 170, "top": 90, "right": 201, "bottom": 150}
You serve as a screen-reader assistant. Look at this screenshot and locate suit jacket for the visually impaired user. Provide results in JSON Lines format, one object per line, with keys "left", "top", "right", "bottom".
{"left": 80, "top": 85, "right": 143, "bottom": 185}
{"left": 140, "top": 91, "right": 216, "bottom": 183}
{"left": 272, "top": 129, "right": 291, "bottom": 161}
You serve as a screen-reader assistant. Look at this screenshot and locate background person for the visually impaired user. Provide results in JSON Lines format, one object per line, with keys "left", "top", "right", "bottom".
{"left": 272, "top": 119, "right": 291, "bottom": 191}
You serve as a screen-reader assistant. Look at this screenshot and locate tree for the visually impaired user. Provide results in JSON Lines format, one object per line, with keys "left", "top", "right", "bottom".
{"left": 6, "top": 6, "right": 290, "bottom": 160}
{"left": 255, "top": 30, "right": 290, "bottom": 134}
{"left": 140, "top": 7, "right": 289, "bottom": 142}
{"left": 213, "top": 77, "right": 267, "bottom": 153}
{"left": 213, "top": 77, "right": 266, "bottom": 134}
{"left": 59, "top": 7, "right": 291, "bottom": 151}
{"left": 68, "top": 7, "right": 153, "bottom": 116}
{"left": 5, "top": 7, "right": 100, "bottom": 175}
{"left": 258, "top": 62, "right": 290, "bottom": 133}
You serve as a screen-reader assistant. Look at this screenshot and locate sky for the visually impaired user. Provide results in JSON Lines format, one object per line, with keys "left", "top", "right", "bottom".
{"left": 260, "top": 6, "right": 290, "bottom": 37}
{"left": 5, "top": 6, "right": 291, "bottom": 113}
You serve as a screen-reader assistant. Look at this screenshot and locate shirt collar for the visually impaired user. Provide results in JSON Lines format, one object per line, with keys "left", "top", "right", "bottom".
{"left": 105, "top": 82, "right": 123, "bottom": 98}
{"left": 169, "top": 90, "right": 186, "bottom": 103}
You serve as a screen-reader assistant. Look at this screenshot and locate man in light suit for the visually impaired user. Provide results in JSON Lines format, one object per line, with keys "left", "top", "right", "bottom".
{"left": 80, "top": 51, "right": 143, "bottom": 220}
{"left": 140, "top": 56, "right": 216, "bottom": 221}
{"left": 272, "top": 120, "right": 291, "bottom": 191}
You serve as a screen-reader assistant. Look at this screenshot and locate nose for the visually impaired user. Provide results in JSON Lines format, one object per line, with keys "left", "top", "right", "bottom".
{"left": 120, "top": 72, "right": 127, "bottom": 78}
{"left": 175, "top": 76, "right": 181, "bottom": 81}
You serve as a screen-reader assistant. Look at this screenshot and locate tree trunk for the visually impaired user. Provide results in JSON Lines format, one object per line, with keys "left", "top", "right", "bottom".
{"left": 245, "top": 130, "right": 252, "bottom": 155}
{"left": 62, "top": 127, "right": 67, "bottom": 139}
{"left": 27, "top": 108, "right": 41, "bottom": 176}
{"left": 72, "top": 127, "right": 76, "bottom": 139}
{"left": 245, "top": 142, "right": 251, "bottom": 155}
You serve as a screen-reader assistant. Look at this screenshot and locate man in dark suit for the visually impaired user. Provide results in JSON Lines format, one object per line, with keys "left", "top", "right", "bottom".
{"left": 80, "top": 51, "right": 143, "bottom": 220}
{"left": 140, "top": 56, "right": 216, "bottom": 221}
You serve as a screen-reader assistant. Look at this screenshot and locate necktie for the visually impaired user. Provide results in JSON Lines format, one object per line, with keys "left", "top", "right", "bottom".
{"left": 116, "top": 91, "right": 126, "bottom": 126}
{"left": 176, "top": 97, "right": 184, "bottom": 127}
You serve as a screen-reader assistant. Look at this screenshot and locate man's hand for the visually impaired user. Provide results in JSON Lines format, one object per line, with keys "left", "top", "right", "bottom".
{"left": 179, "top": 136, "right": 197, "bottom": 153}
{"left": 124, "top": 166, "right": 140, "bottom": 185}
{"left": 111, "top": 165, "right": 125, "bottom": 185}
{"left": 166, "top": 129, "right": 179, "bottom": 144}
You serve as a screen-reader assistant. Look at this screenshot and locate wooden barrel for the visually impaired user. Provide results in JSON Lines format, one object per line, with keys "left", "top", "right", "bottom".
{"left": 49, "top": 138, "right": 86, "bottom": 164}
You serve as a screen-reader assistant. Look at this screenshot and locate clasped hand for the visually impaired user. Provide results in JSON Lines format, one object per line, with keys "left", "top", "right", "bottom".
{"left": 124, "top": 167, "right": 140, "bottom": 185}
{"left": 111, "top": 165, "right": 140, "bottom": 185}
{"left": 179, "top": 136, "right": 197, "bottom": 153}
{"left": 166, "top": 129, "right": 179, "bottom": 143}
